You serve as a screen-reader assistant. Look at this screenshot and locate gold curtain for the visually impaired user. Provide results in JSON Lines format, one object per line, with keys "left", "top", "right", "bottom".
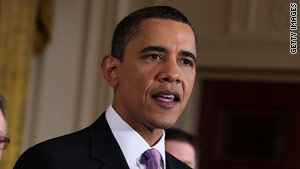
{"left": 0, "top": 0, "right": 53, "bottom": 168}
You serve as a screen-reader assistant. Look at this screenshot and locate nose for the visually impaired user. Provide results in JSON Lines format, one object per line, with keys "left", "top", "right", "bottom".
{"left": 157, "top": 58, "right": 182, "bottom": 84}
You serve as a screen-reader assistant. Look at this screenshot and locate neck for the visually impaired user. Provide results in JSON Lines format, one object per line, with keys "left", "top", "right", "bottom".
{"left": 112, "top": 99, "right": 165, "bottom": 146}
{"left": 136, "top": 127, "right": 164, "bottom": 146}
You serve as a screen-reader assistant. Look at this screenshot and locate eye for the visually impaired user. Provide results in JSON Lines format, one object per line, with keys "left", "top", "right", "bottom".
{"left": 146, "top": 54, "right": 162, "bottom": 60}
{"left": 179, "top": 58, "right": 194, "bottom": 67}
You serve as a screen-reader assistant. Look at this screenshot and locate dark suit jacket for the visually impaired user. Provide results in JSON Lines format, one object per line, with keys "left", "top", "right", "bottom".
{"left": 14, "top": 113, "right": 191, "bottom": 169}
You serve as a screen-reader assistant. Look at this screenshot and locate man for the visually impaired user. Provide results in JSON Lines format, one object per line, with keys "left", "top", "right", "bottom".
{"left": 14, "top": 5, "right": 197, "bottom": 169}
{"left": 165, "top": 128, "right": 200, "bottom": 169}
{"left": 0, "top": 94, "right": 9, "bottom": 160}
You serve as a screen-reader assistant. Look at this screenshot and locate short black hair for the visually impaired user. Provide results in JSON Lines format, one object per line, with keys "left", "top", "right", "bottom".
{"left": 165, "top": 128, "right": 200, "bottom": 168}
{"left": 111, "top": 6, "right": 198, "bottom": 61}
{"left": 0, "top": 93, "right": 6, "bottom": 117}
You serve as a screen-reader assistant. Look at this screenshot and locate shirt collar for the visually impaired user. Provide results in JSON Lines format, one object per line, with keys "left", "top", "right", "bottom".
{"left": 105, "top": 105, "right": 166, "bottom": 169}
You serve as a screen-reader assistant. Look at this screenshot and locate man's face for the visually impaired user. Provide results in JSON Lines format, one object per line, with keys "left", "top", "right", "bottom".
{"left": 113, "top": 18, "right": 196, "bottom": 131}
{"left": 165, "top": 140, "right": 196, "bottom": 168}
{"left": 0, "top": 110, "right": 6, "bottom": 160}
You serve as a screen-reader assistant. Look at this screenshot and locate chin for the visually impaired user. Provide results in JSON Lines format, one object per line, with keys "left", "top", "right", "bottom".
{"left": 153, "top": 117, "right": 178, "bottom": 129}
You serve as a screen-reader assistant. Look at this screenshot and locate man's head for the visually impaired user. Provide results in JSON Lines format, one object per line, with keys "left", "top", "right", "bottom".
{"left": 165, "top": 128, "right": 200, "bottom": 169}
{"left": 0, "top": 94, "right": 8, "bottom": 160}
{"left": 101, "top": 6, "right": 197, "bottom": 141}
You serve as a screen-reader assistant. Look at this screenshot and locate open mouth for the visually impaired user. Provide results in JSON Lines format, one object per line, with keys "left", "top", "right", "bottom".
{"left": 151, "top": 91, "right": 181, "bottom": 108}
{"left": 153, "top": 93, "right": 180, "bottom": 102}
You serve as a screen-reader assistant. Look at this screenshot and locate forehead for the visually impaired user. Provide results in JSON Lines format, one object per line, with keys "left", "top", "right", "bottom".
{"left": 127, "top": 18, "right": 197, "bottom": 54}
{"left": 0, "top": 110, "right": 6, "bottom": 135}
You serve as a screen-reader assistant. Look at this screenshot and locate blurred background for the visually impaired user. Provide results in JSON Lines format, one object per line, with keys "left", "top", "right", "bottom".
{"left": 0, "top": 0, "right": 299, "bottom": 168}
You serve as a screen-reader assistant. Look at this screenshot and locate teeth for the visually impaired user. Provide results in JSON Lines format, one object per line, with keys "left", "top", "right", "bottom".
{"left": 156, "top": 94, "right": 176, "bottom": 102}
{"left": 161, "top": 94, "right": 175, "bottom": 99}
{"left": 157, "top": 97, "right": 172, "bottom": 102}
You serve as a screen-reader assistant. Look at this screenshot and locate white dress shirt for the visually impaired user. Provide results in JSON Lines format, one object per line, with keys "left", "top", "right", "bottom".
{"left": 105, "top": 105, "right": 166, "bottom": 169}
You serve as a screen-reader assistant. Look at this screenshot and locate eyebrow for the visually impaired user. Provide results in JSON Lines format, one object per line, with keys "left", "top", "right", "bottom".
{"left": 139, "top": 45, "right": 196, "bottom": 61}
{"left": 139, "top": 46, "right": 167, "bottom": 53}
{"left": 180, "top": 50, "right": 196, "bottom": 61}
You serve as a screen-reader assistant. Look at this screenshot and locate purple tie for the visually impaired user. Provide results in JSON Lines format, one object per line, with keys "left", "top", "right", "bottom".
{"left": 140, "top": 148, "right": 161, "bottom": 169}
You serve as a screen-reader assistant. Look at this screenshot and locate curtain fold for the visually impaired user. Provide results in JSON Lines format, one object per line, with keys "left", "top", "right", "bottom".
{"left": 0, "top": 0, "right": 53, "bottom": 168}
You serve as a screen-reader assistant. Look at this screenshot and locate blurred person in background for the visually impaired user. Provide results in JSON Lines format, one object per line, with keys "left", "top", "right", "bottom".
{"left": 165, "top": 128, "right": 200, "bottom": 169}
{"left": 0, "top": 94, "right": 10, "bottom": 160}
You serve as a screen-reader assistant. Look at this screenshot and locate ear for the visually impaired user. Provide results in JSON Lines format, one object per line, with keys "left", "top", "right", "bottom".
{"left": 101, "top": 55, "right": 120, "bottom": 88}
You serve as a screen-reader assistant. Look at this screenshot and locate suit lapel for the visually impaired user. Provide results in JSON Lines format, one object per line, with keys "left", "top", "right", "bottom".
{"left": 166, "top": 152, "right": 175, "bottom": 169}
{"left": 166, "top": 152, "right": 192, "bottom": 169}
{"left": 88, "top": 112, "right": 130, "bottom": 169}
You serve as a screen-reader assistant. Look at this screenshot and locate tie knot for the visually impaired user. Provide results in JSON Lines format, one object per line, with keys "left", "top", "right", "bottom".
{"left": 141, "top": 148, "right": 161, "bottom": 169}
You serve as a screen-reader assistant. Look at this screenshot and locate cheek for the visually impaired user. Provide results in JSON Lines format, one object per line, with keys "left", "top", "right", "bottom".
{"left": 130, "top": 69, "right": 155, "bottom": 90}
{"left": 121, "top": 72, "right": 153, "bottom": 102}
{"left": 183, "top": 73, "right": 195, "bottom": 93}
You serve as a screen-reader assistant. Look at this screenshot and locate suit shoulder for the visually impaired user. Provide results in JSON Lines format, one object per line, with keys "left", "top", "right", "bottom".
{"left": 14, "top": 114, "right": 108, "bottom": 169}
{"left": 14, "top": 143, "right": 62, "bottom": 169}
{"left": 14, "top": 128, "right": 94, "bottom": 169}
{"left": 39, "top": 128, "right": 89, "bottom": 149}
